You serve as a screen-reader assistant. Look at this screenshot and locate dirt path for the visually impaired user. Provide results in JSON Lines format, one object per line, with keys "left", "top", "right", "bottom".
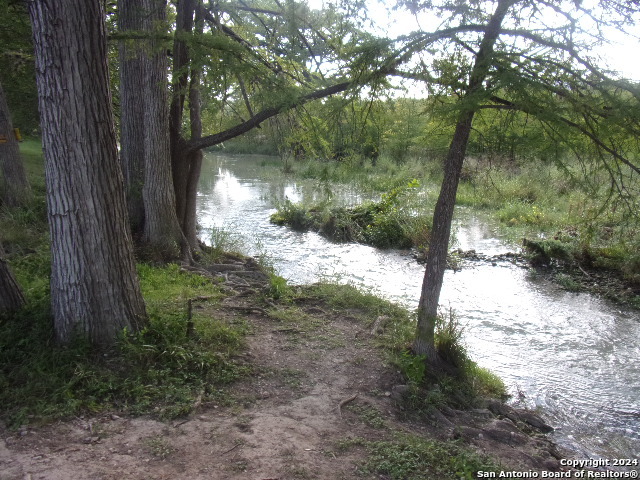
{"left": 1, "top": 280, "right": 566, "bottom": 480}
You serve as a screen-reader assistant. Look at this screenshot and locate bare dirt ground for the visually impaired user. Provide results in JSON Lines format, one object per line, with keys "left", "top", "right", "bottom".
{"left": 1, "top": 268, "right": 567, "bottom": 480}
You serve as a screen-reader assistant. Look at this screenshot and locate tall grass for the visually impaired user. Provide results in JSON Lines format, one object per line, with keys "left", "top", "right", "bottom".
{"left": 283, "top": 154, "right": 443, "bottom": 195}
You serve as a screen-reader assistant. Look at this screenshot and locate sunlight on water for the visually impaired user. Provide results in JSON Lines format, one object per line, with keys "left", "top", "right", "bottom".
{"left": 197, "top": 153, "right": 640, "bottom": 460}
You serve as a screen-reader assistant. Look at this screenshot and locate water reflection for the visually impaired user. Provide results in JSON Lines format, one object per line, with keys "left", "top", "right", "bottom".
{"left": 197, "top": 153, "right": 640, "bottom": 460}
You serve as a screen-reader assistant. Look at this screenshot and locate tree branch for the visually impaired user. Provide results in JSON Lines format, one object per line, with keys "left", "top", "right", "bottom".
{"left": 184, "top": 81, "right": 352, "bottom": 153}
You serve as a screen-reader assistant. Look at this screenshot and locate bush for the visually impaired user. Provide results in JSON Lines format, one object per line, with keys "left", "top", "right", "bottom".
{"left": 271, "top": 180, "right": 431, "bottom": 250}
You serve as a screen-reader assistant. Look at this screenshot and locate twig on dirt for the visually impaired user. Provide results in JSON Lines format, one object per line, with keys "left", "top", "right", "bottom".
{"left": 338, "top": 393, "right": 359, "bottom": 418}
{"left": 192, "top": 389, "right": 204, "bottom": 410}
{"left": 272, "top": 327, "right": 300, "bottom": 334}
{"left": 577, "top": 264, "right": 591, "bottom": 278}
{"left": 173, "top": 419, "right": 190, "bottom": 428}
{"left": 236, "top": 288, "right": 260, "bottom": 297}
{"left": 263, "top": 299, "right": 280, "bottom": 309}
{"left": 370, "top": 315, "right": 390, "bottom": 336}
{"left": 222, "top": 443, "right": 243, "bottom": 454}
{"left": 192, "top": 295, "right": 216, "bottom": 302}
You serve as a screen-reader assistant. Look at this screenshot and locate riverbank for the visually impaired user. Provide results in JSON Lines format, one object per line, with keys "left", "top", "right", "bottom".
{"left": 1, "top": 254, "right": 568, "bottom": 479}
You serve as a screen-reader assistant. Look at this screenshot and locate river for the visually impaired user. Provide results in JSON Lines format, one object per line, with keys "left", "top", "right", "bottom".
{"left": 196, "top": 153, "right": 640, "bottom": 461}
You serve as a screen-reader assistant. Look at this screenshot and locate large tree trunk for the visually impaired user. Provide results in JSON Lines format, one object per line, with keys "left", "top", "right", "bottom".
{"left": 118, "top": 0, "right": 146, "bottom": 234}
{"left": 413, "top": 0, "right": 515, "bottom": 361}
{"left": 118, "top": 0, "right": 187, "bottom": 259}
{"left": 140, "top": 0, "right": 189, "bottom": 259}
{"left": 29, "top": 0, "right": 147, "bottom": 345}
{"left": 0, "top": 242, "right": 25, "bottom": 314}
{"left": 0, "top": 80, "right": 30, "bottom": 208}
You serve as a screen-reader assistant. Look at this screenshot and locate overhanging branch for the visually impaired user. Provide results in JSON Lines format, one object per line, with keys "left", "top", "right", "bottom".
{"left": 184, "top": 81, "right": 352, "bottom": 153}
{"left": 184, "top": 36, "right": 423, "bottom": 155}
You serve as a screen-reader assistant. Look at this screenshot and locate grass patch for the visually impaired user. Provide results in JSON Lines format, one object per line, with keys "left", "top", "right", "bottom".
{"left": 0, "top": 263, "right": 250, "bottom": 427}
{"left": 304, "top": 282, "right": 415, "bottom": 351}
{"left": 144, "top": 434, "right": 173, "bottom": 459}
{"left": 202, "top": 224, "right": 247, "bottom": 262}
{"left": 1, "top": 139, "right": 48, "bottom": 254}
{"left": 346, "top": 403, "right": 386, "bottom": 429}
{"left": 338, "top": 434, "right": 500, "bottom": 480}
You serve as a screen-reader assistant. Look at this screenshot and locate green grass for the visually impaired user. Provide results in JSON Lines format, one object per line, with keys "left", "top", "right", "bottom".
{"left": 0, "top": 139, "right": 48, "bottom": 253}
{"left": 338, "top": 434, "right": 500, "bottom": 479}
{"left": 203, "top": 224, "right": 247, "bottom": 262}
{"left": 347, "top": 403, "right": 387, "bottom": 428}
{"left": 0, "top": 263, "right": 250, "bottom": 427}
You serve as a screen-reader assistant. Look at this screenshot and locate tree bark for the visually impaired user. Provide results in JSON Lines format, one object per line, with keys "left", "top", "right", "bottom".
{"left": 0, "top": 242, "right": 25, "bottom": 314}
{"left": 118, "top": 0, "right": 188, "bottom": 259}
{"left": 118, "top": 0, "right": 146, "bottom": 233}
{"left": 169, "top": 0, "right": 196, "bottom": 242}
{"left": 182, "top": 7, "right": 204, "bottom": 252}
{"left": 139, "top": 0, "right": 189, "bottom": 259}
{"left": 29, "top": 0, "right": 147, "bottom": 345}
{"left": 0, "top": 80, "right": 30, "bottom": 208}
{"left": 413, "top": 0, "right": 515, "bottom": 360}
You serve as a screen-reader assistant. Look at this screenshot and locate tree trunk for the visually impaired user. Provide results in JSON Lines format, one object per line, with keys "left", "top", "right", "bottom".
{"left": 29, "top": 0, "right": 147, "bottom": 345}
{"left": 118, "top": 0, "right": 146, "bottom": 233}
{"left": 413, "top": 0, "right": 515, "bottom": 360}
{"left": 182, "top": 8, "right": 204, "bottom": 252}
{"left": 118, "top": 0, "right": 188, "bottom": 260}
{"left": 169, "top": 0, "right": 196, "bottom": 244}
{"left": 0, "top": 242, "right": 25, "bottom": 314}
{"left": 414, "top": 113, "right": 474, "bottom": 362}
{"left": 0, "top": 80, "right": 30, "bottom": 208}
{"left": 169, "top": 0, "right": 208, "bottom": 252}
{"left": 140, "top": 0, "right": 189, "bottom": 259}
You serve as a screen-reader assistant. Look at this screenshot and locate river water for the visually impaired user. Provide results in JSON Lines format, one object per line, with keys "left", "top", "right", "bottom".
{"left": 197, "top": 153, "right": 640, "bottom": 461}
